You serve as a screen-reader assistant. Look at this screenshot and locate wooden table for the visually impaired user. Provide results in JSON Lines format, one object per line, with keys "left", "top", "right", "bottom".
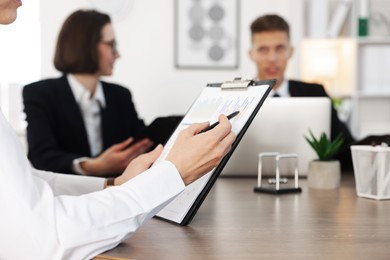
{"left": 100, "top": 174, "right": 390, "bottom": 259}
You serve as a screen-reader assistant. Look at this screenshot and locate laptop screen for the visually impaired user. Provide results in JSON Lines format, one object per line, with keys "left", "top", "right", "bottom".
{"left": 221, "top": 97, "right": 331, "bottom": 177}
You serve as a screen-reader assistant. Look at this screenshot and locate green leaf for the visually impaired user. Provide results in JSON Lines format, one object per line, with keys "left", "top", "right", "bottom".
{"left": 304, "top": 130, "right": 344, "bottom": 161}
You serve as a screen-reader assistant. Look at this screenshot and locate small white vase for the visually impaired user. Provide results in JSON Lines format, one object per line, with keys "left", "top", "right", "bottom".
{"left": 307, "top": 160, "right": 341, "bottom": 189}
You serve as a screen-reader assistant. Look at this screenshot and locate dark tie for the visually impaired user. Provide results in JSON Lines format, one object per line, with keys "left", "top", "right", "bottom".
{"left": 273, "top": 92, "right": 280, "bottom": 97}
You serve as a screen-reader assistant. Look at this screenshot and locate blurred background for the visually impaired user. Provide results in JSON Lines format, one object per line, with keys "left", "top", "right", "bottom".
{"left": 1, "top": 0, "right": 389, "bottom": 145}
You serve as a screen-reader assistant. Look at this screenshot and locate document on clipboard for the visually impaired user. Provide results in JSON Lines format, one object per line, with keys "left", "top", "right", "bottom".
{"left": 154, "top": 78, "right": 275, "bottom": 225}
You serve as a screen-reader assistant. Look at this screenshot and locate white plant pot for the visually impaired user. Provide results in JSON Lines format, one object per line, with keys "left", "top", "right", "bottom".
{"left": 307, "top": 160, "right": 341, "bottom": 189}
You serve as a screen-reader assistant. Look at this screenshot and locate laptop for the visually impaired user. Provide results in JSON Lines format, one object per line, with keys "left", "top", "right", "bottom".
{"left": 221, "top": 97, "right": 331, "bottom": 177}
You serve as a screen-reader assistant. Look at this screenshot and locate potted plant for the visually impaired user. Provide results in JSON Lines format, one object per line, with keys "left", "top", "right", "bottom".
{"left": 304, "top": 130, "right": 344, "bottom": 189}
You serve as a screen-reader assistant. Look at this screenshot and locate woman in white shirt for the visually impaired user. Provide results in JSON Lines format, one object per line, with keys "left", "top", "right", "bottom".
{"left": 0, "top": 1, "right": 236, "bottom": 259}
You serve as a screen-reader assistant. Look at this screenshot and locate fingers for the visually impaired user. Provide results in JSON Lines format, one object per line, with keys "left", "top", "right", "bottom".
{"left": 187, "top": 122, "right": 210, "bottom": 135}
{"left": 115, "top": 138, "right": 154, "bottom": 167}
{"left": 111, "top": 137, "right": 134, "bottom": 151}
{"left": 183, "top": 114, "right": 233, "bottom": 138}
{"left": 216, "top": 114, "right": 232, "bottom": 132}
{"left": 125, "top": 138, "right": 153, "bottom": 154}
{"left": 214, "top": 115, "right": 236, "bottom": 159}
{"left": 138, "top": 144, "right": 164, "bottom": 166}
{"left": 218, "top": 131, "right": 236, "bottom": 158}
{"left": 206, "top": 114, "right": 233, "bottom": 141}
{"left": 115, "top": 144, "right": 164, "bottom": 186}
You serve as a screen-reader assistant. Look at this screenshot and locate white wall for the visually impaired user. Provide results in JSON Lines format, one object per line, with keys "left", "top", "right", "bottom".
{"left": 40, "top": 0, "right": 304, "bottom": 123}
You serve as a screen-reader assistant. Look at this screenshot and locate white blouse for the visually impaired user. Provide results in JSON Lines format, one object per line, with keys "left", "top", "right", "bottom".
{"left": 0, "top": 111, "right": 185, "bottom": 260}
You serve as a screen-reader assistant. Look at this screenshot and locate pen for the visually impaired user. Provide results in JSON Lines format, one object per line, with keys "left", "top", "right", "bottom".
{"left": 199, "top": 111, "right": 240, "bottom": 134}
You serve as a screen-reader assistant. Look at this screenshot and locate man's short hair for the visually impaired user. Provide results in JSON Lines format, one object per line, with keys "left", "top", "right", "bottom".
{"left": 54, "top": 10, "right": 111, "bottom": 74}
{"left": 250, "top": 14, "right": 290, "bottom": 40}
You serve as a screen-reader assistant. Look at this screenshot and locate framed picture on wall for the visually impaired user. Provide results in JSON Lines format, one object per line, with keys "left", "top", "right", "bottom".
{"left": 175, "top": 0, "right": 239, "bottom": 69}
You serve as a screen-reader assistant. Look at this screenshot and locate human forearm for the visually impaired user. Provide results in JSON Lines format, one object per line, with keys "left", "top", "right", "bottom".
{"left": 32, "top": 168, "right": 105, "bottom": 196}
{"left": 54, "top": 161, "right": 185, "bottom": 259}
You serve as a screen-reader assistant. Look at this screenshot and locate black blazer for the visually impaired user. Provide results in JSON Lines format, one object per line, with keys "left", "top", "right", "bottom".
{"left": 289, "top": 80, "right": 355, "bottom": 143}
{"left": 288, "top": 80, "right": 355, "bottom": 169}
{"left": 288, "top": 80, "right": 390, "bottom": 170}
{"left": 23, "top": 75, "right": 146, "bottom": 174}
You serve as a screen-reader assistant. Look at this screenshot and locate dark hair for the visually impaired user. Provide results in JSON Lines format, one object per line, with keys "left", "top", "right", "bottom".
{"left": 250, "top": 14, "right": 290, "bottom": 40}
{"left": 54, "top": 9, "right": 111, "bottom": 74}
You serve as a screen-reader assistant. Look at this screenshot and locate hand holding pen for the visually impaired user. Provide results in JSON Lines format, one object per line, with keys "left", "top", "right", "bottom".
{"left": 198, "top": 111, "right": 240, "bottom": 134}
{"left": 167, "top": 113, "right": 237, "bottom": 185}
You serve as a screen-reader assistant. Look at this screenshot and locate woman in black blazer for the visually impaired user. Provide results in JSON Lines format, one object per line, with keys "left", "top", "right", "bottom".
{"left": 23, "top": 10, "right": 153, "bottom": 177}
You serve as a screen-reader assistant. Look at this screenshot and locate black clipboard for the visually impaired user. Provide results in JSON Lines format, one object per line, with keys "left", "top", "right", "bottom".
{"left": 155, "top": 78, "right": 275, "bottom": 225}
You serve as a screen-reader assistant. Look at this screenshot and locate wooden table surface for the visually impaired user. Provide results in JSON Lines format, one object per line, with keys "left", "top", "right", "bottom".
{"left": 99, "top": 174, "right": 390, "bottom": 259}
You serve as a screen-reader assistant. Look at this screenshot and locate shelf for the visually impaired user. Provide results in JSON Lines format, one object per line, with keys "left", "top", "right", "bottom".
{"left": 355, "top": 92, "right": 390, "bottom": 98}
{"left": 358, "top": 36, "right": 390, "bottom": 45}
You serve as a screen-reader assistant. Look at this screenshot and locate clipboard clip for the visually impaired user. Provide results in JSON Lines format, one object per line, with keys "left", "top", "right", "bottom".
{"left": 221, "top": 77, "right": 254, "bottom": 89}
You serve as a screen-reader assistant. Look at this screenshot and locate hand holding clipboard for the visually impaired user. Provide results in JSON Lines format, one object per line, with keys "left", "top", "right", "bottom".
{"left": 156, "top": 79, "right": 275, "bottom": 225}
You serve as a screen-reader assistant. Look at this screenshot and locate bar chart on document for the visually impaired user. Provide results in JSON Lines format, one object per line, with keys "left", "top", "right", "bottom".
{"left": 155, "top": 86, "right": 265, "bottom": 164}
{"left": 154, "top": 84, "right": 268, "bottom": 223}
{"left": 183, "top": 87, "right": 261, "bottom": 133}
{"left": 154, "top": 83, "right": 271, "bottom": 224}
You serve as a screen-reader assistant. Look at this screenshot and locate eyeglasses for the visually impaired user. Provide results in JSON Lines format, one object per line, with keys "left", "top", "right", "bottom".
{"left": 100, "top": 40, "right": 118, "bottom": 54}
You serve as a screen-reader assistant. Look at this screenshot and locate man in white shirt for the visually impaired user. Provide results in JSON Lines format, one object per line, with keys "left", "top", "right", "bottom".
{"left": 0, "top": 2, "right": 236, "bottom": 259}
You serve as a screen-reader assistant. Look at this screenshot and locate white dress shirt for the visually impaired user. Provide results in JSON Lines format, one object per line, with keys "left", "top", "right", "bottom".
{"left": 68, "top": 74, "right": 105, "bottom": 174}
{"left": 270, "top": 79, "right": 290, "bottom": 97}
{"left": 0, "top": 111, "right": 185, "bottom": 260}
{"left": 68, "top": 74, "right": 105, "bottom": 156}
